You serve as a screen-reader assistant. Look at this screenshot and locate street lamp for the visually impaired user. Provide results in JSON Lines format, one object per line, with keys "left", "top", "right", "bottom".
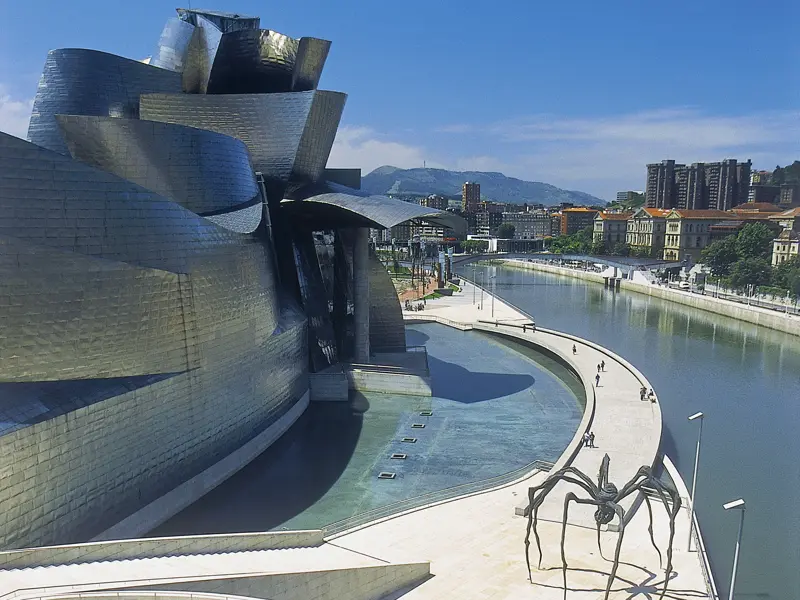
{"left": 490, "top": 274, "right": 497, "bottom": 318}
{"left": 472, "top": 263, "right": 476, "bottom": 305}
{"left": 723, "top": 498, "right": 746, "bottom": 600}
{"left": 687, "top": 411, "right": 704, "bottom": 551}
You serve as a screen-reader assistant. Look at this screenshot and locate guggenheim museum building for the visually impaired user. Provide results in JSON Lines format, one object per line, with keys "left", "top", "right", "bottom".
{"left": 0, "top": 8, "right": 462, "bottom": 548}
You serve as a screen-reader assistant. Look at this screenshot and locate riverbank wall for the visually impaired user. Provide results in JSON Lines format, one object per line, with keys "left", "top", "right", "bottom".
{"left": 503, "top": 259, "right": 800, "bottom": 338}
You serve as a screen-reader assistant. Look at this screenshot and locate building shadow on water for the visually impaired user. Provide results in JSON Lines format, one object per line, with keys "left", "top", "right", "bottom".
{"left": 148, "top": 394, "right": 367, "bottom": 536}
{"left": 428, "top": 355, "right": 535, "bottom": 403}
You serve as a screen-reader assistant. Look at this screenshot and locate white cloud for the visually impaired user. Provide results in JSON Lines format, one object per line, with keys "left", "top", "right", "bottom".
{"left": 438, "top": 108, "right": 800, "bottom": 200}
{"left": 0, "top": 85, "right": 32, "bottom": 139}
{"left": 328, "top": 125, "right": 445, "bottom": 173}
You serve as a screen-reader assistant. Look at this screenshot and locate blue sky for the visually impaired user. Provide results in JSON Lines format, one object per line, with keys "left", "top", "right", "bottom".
{"left": 0, "top": 0, "right": 797, "bottom": 200}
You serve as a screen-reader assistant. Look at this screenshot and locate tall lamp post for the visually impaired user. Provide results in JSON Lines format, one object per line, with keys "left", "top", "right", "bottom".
{"left": 480, "top": 271, "right": 484, "bottom": 309}
{"left": 490, "top": 274, "right": 497, "bottom": 318}
{"left": 472, "top": 263, "right": 476, "bottom": 305}
{"left": 723, "top": 498, "right": 746, "bottom": 600}
{"left": 687, "top": 411, "right": 704, "bottom": 551}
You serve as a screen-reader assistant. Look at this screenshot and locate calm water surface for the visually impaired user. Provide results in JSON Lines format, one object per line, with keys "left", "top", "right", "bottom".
{"left": 460, "top": 263, "right": 800, "bottom": 600}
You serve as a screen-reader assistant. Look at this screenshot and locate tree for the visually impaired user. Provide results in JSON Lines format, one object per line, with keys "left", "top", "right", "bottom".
{"left": 497, "top": 223, "right": 516, "bottom": 239}
{"left": 462, "top": 239, "right": 489, "bottom": 254}
{"left": 611, "top": 242, "right": 631, "bottom": 257}
{"left": 735, "top": 223, "right": 775, "bottom": 261}
{"left": 774, "top": 256, "right": 800, "bottom": 297}
{"left": 590, "top": 239, "right": 607, "bottom": 255}
{"left": 700, "top": 235, "right": 738, "bottom": 276}
{"left": 729, "top": 257, "right": 773, "bottom": 290}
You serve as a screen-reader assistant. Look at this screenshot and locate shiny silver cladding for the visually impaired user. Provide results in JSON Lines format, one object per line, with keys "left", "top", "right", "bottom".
{"left": 140, "top": 90, "right": 345, "bottom": 184}
{"left": 56, "top": 116, "right": 260, "bottom": 216}
{"left": 27, "top": 49, "right": 182, "bottom": 155}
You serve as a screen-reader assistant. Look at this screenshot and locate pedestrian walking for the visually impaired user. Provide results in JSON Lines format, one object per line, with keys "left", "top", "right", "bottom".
{"left": 601, "top": 360, "right": 605, "bottom": 371}
{"left": 595, "top": 373, "right": 600, "bottom": 387}
{"left": 583, "top": 432, "right": 590, "bottom": 447}
{"left": 589, "top": 432, "right": 596, "bottom": 448}
{"left": 572, "top": 344, "right": 577, "bottom": 355}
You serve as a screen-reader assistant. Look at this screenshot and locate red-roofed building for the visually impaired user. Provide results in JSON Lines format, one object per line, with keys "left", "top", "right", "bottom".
{"left": 663, "top": 209, "right": 733, "bottom": 262}
{"left": 626, "top": 207, "right": 671, "bottom": 258}
{"left": 560, "top": 207, "right": 600, "bottom": 235}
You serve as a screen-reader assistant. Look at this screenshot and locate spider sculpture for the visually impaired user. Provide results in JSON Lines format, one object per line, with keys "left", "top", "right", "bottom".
{"left": 523, "top": 453, "right": 681, "bottom": 600}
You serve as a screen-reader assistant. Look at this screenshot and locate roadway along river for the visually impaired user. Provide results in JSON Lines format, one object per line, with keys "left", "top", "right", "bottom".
{"left": 459, "top": 263, "right": 799, "bottom": 600}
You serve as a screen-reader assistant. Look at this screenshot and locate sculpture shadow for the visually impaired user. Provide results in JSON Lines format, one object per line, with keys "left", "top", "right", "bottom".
{"left": 149, "top": 392, "right": 368, "bottom": 536}
{"left": 428, "top": 355, "right": 535, "bottom": 403}
{"left": 532, "top": 563, "right": 697, "bottom": 600}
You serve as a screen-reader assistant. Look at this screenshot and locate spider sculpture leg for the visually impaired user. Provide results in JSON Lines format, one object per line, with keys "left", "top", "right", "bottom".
{"left": 603, "top": 502, "right": 626, "bottom": 600}
{"left": 596, "top": 520, "right": 605, "bottom": 560}
{"left": 618, "top": 472, "right": 682, "bottom": 600}
{"left": 559, "top": 492, "right": 603, "bottom": 600}
{"left": 525, "top": 472, "right": 599, "bottom": 578}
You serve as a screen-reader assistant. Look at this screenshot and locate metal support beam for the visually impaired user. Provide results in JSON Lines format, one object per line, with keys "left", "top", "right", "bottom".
{"left": 353, "top": 227, "right": 370, "bottom": 363}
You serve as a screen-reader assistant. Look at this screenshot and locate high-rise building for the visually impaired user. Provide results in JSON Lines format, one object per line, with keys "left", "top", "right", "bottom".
{"left": 501, "top": 211, "right": 551, "bottom": 239}
{"left": 462, "top": 181, "right": 480, "bottom": 213}
{"left": 476, "top": 210, "right": 503, "bottom": 236}
{"left": 646, "top": 159, "right": 751, "bottom": 210}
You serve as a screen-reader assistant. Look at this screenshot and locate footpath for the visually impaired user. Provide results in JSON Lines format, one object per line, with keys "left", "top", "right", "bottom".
{"left": 328, "top": 280, "right": 714, "bottom": 599}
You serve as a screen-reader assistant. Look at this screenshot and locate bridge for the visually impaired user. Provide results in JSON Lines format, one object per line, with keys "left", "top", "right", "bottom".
{"left": 451, "top": 252, "right": 685, "bottom": 273}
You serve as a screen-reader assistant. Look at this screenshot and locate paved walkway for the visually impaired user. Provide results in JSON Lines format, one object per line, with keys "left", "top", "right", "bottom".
{"left": 0, "top": 281, "right": 712, "bottom": 600}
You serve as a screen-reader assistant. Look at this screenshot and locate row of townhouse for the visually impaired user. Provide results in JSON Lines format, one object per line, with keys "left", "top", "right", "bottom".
{"left": 592, "top": 204, "right": 799, "bottom": 263}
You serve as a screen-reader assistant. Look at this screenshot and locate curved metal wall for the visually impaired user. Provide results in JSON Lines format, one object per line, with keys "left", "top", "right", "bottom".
{"left": 292, "top": 38, "right": 331, "bottom": 92}
{"left": 0, "top": 132, "right": 280, "bottom": 383}
{"left": 141, "top": 92, "right": 311, "bottom": 182}
{"left": 56, "top": 116, "right": 260, "bottom": 216}
{"left": 27, "top": 49, "right": 182, "bottom": 155}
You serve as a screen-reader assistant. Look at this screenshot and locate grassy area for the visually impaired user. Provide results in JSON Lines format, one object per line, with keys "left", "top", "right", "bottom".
{"left": 422, "top": 291, "right": 443, "bottom": 300}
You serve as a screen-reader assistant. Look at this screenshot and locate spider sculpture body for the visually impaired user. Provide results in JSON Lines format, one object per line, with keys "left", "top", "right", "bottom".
{"left": 524, "top": 453, "right": 681, "bottom": 600}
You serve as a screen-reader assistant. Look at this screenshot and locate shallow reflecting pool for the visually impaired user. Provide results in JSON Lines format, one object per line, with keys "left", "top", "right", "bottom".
{"left": 151, "top": 323, "right": 583, "bottom": 536}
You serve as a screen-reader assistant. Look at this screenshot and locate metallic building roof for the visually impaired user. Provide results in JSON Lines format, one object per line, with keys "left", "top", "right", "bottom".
{"left": 282, "top": 186, "right": 466, "bottom": 234}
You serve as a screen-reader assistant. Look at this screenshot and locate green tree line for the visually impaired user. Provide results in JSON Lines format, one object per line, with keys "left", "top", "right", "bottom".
{"left": 701, "top": 222, "right": 800, "bottom": 297}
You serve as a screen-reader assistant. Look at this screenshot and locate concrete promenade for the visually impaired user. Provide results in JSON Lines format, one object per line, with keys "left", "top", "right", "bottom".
{"left": 0, "top": 281, "right": 714, "bottom": 600}
{"left": 503, "top": 257, "right": 800, "bottom": 337}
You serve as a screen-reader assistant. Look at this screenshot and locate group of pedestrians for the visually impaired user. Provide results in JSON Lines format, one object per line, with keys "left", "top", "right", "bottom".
{"left": 640, "top": 386, "right": 655, "bottom": 402}
{"left": 583, "top": 431, "right": 596, "bottom": 448}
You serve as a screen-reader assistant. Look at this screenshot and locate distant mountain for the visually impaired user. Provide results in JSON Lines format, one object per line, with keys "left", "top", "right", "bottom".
{"left": 361, "top": 166, "right": 605, "bottom": 206}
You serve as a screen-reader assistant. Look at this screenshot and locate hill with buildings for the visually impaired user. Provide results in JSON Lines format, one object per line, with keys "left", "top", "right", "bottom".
{"left": 362, "top": 166, "right": 605, "bottom": 206}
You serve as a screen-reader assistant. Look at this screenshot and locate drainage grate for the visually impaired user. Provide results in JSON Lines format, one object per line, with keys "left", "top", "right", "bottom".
{"left": 378, "top": 472, "right": 396, "bottom": 480}
{"left": 411, "top": 423, "right": 426, "bottom": 429}
{"left": 390, "top": 453, "right": 407, "bottom": 460}
{"left": 419, "top": 410, "right": 433, "bottom": 416}
{"left": 401, "top": 437, "right": 417, "bottom": 443}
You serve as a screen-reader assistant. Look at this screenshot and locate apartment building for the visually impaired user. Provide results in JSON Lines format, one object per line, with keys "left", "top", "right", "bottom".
{"left": 646, "top": 159, "right": 751, "bottom": 210}
{"left": 501, "top": 211, "right": 552, "bottom": 239}
{"left": 462, "top": 182, "right": 480, "bottom": 213}
{"left": 626, "top": 207, "right": 670, "bottom": 257}
{"left": 420, "top": 194, "right": 449, "bottom": 210}
{"left": 560, "top": 207, "right": 599, "bottom": 235}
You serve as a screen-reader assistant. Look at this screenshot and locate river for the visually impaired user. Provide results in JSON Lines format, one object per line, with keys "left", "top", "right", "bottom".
{"left": 459, "top": 263, "right": 800, "bottom": 600}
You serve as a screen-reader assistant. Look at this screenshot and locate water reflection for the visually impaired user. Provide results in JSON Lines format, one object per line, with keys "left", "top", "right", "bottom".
{"left": 460, "top": 264, "right": 800, "bottom": 600}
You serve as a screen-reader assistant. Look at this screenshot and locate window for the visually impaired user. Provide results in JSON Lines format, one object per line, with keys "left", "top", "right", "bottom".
{"left": 696, "top": 236, "right": 701, "bottom": 247}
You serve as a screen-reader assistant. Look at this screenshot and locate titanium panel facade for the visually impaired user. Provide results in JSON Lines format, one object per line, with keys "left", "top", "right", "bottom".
{"left": 57, "top": 116, "right": 260, "bottom": 216}
{"left": 0, "top": 132, "right": 262, "bottom": 276}
{"left": 27, "top": 49, "right": 182, "bottom": 155}
{"left": 140, "top": 92, "right": 313, "bottom": 182}
{"left": 282, "top": 190, "right": 466, "bottom": 234}
{"left": 150, "top": 17, "right": 196, "bottom": 72}
{"left": 292, "top": 38, "right": 331, "bottom": 92}
{"left": 293, "top": 91, "right": 346, "bottom": 183}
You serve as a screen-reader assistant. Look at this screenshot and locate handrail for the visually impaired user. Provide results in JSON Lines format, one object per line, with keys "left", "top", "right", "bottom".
{"left": 322, "top": 459, "right": 554, "bottom": 538}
